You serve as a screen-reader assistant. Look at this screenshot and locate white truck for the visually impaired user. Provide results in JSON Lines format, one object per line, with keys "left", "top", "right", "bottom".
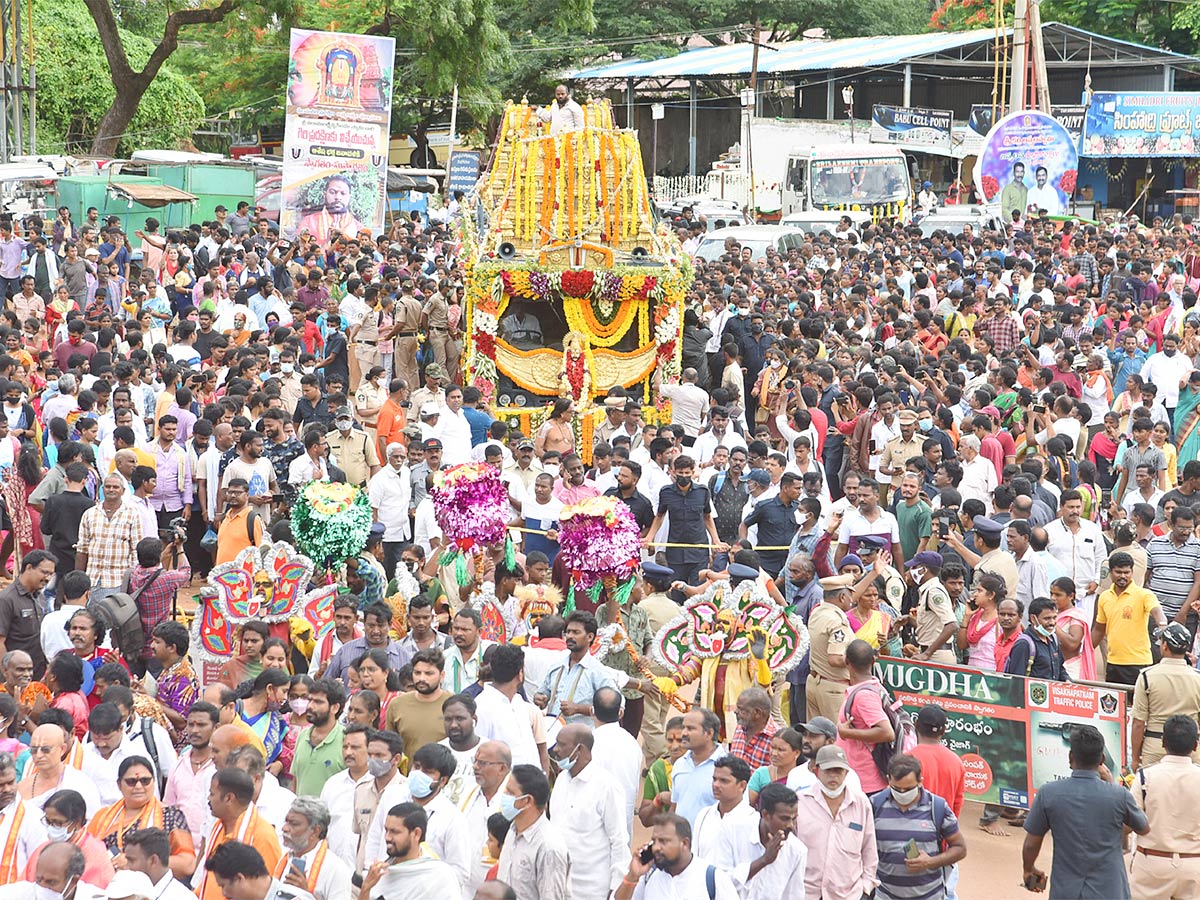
{"left": 746, "top": 117, "right": 914, "bottom": 222}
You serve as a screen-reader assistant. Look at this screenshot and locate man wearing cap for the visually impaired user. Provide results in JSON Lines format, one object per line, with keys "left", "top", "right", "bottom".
{"left": 952, "top": 515, "right": 1017, "bottom": 599}
{"left": 794, "top": 745, "right": 879, "bottom": 900}
{"left": 409, "top": 438, "right": 443, "bottom": 511}
{"left": 503, "top": 439, "right": 543, "bottom": 515}
{"left": 326, "top": 407, "right": 380, "bottom": 488}
{"left": 806, "top": 576, "right": 854, "bottom": 721}
{"left": 917, "top": 181, "right": 937, "bottom": 216}
{"left": 876, "top": 410, "right": 924, "bottom": 499}
{"left": 409, "top": 364, "right": 447, "bottom": 417}
{"left": 909, "top": 704, "right": 965, "bottom": 821}
{"left": 1131, "top": 623, "right": 1200, "bottom": 770}
{"left": 856, "top": 536, "right": 906, "bottom": 609}
{"left": 417, "top": 403, "right": 441, "bottom": 443}
{"left": 593, "top": 397, "right": 626, "bottom": 448}
{"left": 905, "top": 551, "right": 958, "bottom": 665}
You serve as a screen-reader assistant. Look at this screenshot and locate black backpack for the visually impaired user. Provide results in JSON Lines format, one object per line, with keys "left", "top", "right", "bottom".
{"left": 93, "top": 568, "right": 163, "bottom": 662}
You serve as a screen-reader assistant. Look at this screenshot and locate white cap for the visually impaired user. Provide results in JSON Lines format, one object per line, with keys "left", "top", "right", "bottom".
{"left": 420, "top": 402, "right": 440, "bottom": 418}
{"left": 106, "top": 870, "right": 156, "bottom": 900}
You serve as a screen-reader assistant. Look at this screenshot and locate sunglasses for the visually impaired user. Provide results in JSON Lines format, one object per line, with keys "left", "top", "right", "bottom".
{"left": 123, "top": 775, "right": 155, "bottom": 787}
{"left": 29, "top": 745, "right": 60, "bottom": 755}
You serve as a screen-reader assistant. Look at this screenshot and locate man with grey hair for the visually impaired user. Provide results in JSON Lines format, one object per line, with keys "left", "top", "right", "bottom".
{"left": 278, "top": 796, "right": 353, "bottom": 900}
{"left": 956, "top": 433, "right": 997, "bottom": 509}
{"left": 730, "top": 687, "right": 777, "bottom": 771}
{"left": 461, "top": 739, "right": 511, "bottom": 896}
{"left": 13, "top": 840, "right": 92, "bottom": 899}
{"left": 40, "top": 373, "right": 79, "bottom": 426}
{"left": 0, "top": 749, "right": 47, "bottom": 877}
{"left": 367, "top": 440, "right": 411, "bottom": 578}
{"left": 228, "top": 744, "right": 297, "bottom": 833}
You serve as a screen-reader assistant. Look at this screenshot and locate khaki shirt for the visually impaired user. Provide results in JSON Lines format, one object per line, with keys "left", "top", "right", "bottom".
{"left": 1133, "top": 755, "right": 1200, "bottom": 852}
{"left": 423, "top": 293, "right": 449, "bottom": 328}
{"left": 879, "top": 434, "right": 926, "bottom": 487}
{"left": 1132, "top": 657, "right": 1200, "bottom": 737}
{"left": 977, "top": 548, "right": 1019, "bottom": 600}
{"left": 354, "top": 381, "right": 388, "bottom": 427}
{"left": 279, "top": 373, "right": 304, "bottom": 414}
{"left": 808, "top": 602, "right": 851, "bottom": 681}
{"left": 394, "top": 297, "right": 423, "bottom": 332}
{"left": 915, "top": 578, "right": 957, "bottom": 647}
{"left": 327, "top": 427, "right": 380, "bottom": 487}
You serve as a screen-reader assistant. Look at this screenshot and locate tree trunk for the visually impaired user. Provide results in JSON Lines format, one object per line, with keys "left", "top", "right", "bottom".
{"left": 91, "top": 77, "right": 150, "bottom": 156}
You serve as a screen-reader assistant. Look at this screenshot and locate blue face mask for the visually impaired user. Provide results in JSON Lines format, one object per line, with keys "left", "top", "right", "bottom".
{"left": 555, "top": 747, "right": 578, "bottom": 774}
{"left": 1033, "top": 622, "right": 1054, "bottom": 639}
{"left": 407, "top": 768, "right": 435, "bottom": 799}
{"left": 499, "top": 793, "right": 526, "bottom": 822}
{"left": 918, "top": 419, "right": 933, "bottom": 432}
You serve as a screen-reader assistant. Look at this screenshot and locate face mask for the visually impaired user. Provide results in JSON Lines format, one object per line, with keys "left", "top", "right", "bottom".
{"left": 737, "top": 307, "right": 748, "bottom": 316}
{"left": 909, "top": 566, "right": 925, "bottom": 583}
{"left": 918, "top": 419, "right": 933, "bottom": 432}
{"left": 281, "top": 363, "right": 294, "bottom": 374}
{"left": 770, "top": 358, "right": 782, "bottom": 368}
{"left": 302, "top": 366, "right": 315, "bottom": 375}
{"left": 45, "top": 824, "right": 71, "bottom": 842}
{"left": 891, "top": 785, "right": 921, "bottom": 806}
{"left": 543, "top": 464, "right": 559, "bottom": 477}
{"left": 751, "top": 323, "right": 764, "bottom": 335}
{"left": 820, "top": 781, "right": 847, "bottom": 798}
{"left": 336, "top": 419, "right": 352, "bottom": 432}
{"left": 35, "top": 878, "right": 73, "bottom": 900}
{"left": 407, "top": 768, "right": 435, "bottom": 799}
{"left": 289, "top": 698, "right": 309, "bottom": 716}
{"left": 675, "top": 475, "right": 692, "bottom": 488}
{"left": 1165, "top": 349, "right": 1177, "bottom": 357}
{"left": 499, "top": 792, "right": 526, "bottom": 821}
{"left": 368, "top": 758, "right": 392, "bottom": 778}
{"left": 1033, "top": 623, "right": 1054, "bottom": 638}
{"left": 555, "top": 748, "right": 578, "bottom": 774}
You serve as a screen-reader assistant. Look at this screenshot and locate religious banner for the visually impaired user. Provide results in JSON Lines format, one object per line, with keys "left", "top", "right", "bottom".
{"left": 282, "top": 28, "right": 396, "bottom": 245}
{"left": 1083, "top": 92, "right": 1200, "bottom": 157}
{"left": 870, "top": 104, "right": 953, "bottom": 154}
{"left": 879, "top": 659, "right": 1126, "bottom": 809}
{"left": 974, "top": 110, "right": 1079, "bottom": 221}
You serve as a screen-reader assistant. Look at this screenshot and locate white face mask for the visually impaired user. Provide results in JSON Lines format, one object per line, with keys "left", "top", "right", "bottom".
{"left": 35, "top": 878, "right": 74, "bottom": 900}
{"left": 909, "top": 566, "right": 925, "bottom": 584}
{"left": 281, "top": 363, "right": 295, "bottom": 374}
{"left": 891, "top": 785, "right": 921, "bottom": 806}
{"left": 820, "top": 780, "right": 847, "bottom": 798}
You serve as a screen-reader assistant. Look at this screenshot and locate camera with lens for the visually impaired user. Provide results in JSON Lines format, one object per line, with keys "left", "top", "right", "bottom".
{"left": 399, "top": 400, "right": 412, "bottom": 409}
{"left": 167, "top": 516, "right": 187, "bottom": 542}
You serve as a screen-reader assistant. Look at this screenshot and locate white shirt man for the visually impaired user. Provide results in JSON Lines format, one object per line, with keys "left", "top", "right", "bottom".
{"left": 368, "top": 458, "right": 412, "bottom": 544}
{"left": 659, "top": 379, "right": 709, "bottom": 438}
{"left": 277, "top": 838, "right": 353, "bottom": 900}
{"left": 319, "top": 767, "right": 369, "bottom": 871}
{"left": 409, "top": 792, "right": 473, "bottom": 892}
{"left": 548, "top": 753, "right": 630, "bottom": 899}
{"left": 693, "top": 796, "right": 756, "bottom": 861}
{"left": 473, "top": 683, "right": 542, "bottom": 769}
{"left": 412, "top": 495, "right": 441, "bottom": 557}
{"left": 693, "top": 423, "right": 748, "bottom": 466}
{"left": 0, "top": 783, "right": 47, "bottom": 881}
{"left": 361, "top": 775, "right": 412, "bottom": 871}
{"left": 592, "top": 717, "right": 643, "bottom": 830}
{"left": 256, "top": 771, "right": 297, "bottom": 832}
{"left": 716, "top": 807, "right": 808, "bottom": 900}
{"left": 434, "top": 408, "right": 473, "bottom": 466}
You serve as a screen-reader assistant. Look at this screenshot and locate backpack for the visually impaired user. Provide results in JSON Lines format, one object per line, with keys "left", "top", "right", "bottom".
{"left": 843, "top": 680, "right": 918, "bottom": 778}
{"left": 93, "top": 568, "right": 164, "bottom": 662}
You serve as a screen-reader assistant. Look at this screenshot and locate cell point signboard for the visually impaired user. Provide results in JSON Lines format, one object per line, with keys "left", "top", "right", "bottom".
{"left": 282, "top": 29, "right": 396, "bottom": 246}
{"left": 974, "top": 110, "right": 1078, "bottom": 222}
{"left": 869, "top": 104, "right": 954, "bottom": 154}
{"left": 879, "top": 659, "right": 1125, "bottom": 808}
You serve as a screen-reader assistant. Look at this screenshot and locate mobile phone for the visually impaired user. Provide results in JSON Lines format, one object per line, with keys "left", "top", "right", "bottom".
{"left": 638, "top": 843, "right": 655, "bottom": 865}
{"left": 904, "top": 838, "right": 920, "bottom": 860}
{"left": 291, "top": 857, "right": 307, "bottom": 874}
{"left": 109, "top": 844, "right": 121, "bottom": 859}
{"left": 1033, "top": 403, "right": 1046, "bottom": 414}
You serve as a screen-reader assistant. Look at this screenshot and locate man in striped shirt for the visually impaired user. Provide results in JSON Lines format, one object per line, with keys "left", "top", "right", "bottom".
{"left": 870, "top": 754, "right": 966, "bottom": 900}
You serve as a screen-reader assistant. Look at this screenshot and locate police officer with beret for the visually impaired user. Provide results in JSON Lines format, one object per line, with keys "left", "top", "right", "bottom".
{"left": 1132, "top": 623, "right": 1200, "bottom": 770}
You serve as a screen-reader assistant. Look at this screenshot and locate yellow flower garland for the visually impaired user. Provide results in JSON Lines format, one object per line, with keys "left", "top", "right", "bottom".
{"left": 563, "top": 296, "right": 642, "bottom": 346}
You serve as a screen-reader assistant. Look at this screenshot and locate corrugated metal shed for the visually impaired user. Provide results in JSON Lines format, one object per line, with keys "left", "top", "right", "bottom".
{"left": 573, "top": 23, "right": 1198, "bottom": 81}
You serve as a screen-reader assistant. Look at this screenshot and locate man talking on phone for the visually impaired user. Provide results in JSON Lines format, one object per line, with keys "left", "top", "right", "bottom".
{"left": 614, "top": 812, "right": 737, "bottom": 900}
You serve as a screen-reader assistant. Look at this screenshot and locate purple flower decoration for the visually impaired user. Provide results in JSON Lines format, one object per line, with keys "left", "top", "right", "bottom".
{"left": 529, "top": 270, "right": 553, "bottom": 302}
{"left": 601, "top": 273, "right": 621, "bottom": 302}
{"left": 557, "top": 496, "right": 641, "bottom": 588}
{"left": 432, "top": 463, "right": 510, "bottom": 550}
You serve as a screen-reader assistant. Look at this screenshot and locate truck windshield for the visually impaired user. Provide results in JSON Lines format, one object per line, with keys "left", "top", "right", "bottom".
{"left": 810, "top": 157, "right": 908, "bottom": 206}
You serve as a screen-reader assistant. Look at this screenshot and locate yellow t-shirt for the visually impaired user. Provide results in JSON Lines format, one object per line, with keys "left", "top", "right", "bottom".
{"left": 1096, "top": 584, "right": 1160, "bottom": 666}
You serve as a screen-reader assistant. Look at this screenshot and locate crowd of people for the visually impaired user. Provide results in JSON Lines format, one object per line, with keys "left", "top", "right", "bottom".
{"left": 0, "top": 190, "right": 1193, "bottom": 900}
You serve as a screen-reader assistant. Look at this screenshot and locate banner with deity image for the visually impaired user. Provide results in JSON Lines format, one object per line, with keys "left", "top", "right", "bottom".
{"left": 282, "top": 29, "right": 395, "bottom": 246}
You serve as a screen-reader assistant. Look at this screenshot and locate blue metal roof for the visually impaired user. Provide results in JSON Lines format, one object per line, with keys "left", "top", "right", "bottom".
{"left": 572, "top": 24, "right": 1197, "bottom": 80}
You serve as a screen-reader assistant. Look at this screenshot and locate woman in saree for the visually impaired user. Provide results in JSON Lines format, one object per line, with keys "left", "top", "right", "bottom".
{"left": 1087, "top": 411, "right": 1122, "bottom": 491}
{"left": 845, "top": 571, "right": 897, "bottom": 654}
{"left": 1050, "top": 577, "right": 1096, "bottom": 681}
{"left": 1174, "top": 370, "right": 1200, "bottom": 467}
{"left": 86, "top": 756, "right": 195, "bottom": 879}
{"left": 234, "top": 668, "right": 291, "bottom": 770}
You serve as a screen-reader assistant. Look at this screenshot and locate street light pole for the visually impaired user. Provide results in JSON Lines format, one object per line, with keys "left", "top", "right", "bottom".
{"left": 841, "top": 84, "right": 855, "bottom": 144}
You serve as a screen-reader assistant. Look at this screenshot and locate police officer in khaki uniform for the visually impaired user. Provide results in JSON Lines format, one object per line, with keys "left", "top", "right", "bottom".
{"left": 907, "top": 551, "right": 959, "bottom": 664}
{"left": 856, "top": 535, "right": 906, "bottom": 609}
{"left": 1133, "top": 623, "right": 1200, "bottom": 770}
{"left": 421, "top": 279, "right": 452, "bottom": 370}
{"left": 389, "top": 281, "right": 424, "bottom": 389}
{"left": 972, "top": 516, "right": 1019, "bottom": 600}
{"left": 806, "top": 574, "right": 854, "bottom": 721}
{"left": 1131, "top": 714, "right": 1200, "bottom": 899}
{"left": 876, "top": 408, "right": 926, "bottom": 499}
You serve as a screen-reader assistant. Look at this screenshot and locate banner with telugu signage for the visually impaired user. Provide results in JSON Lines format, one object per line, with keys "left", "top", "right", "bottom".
{"left": 282, "top": 29, "right": 396, "bottom": 246}
{"left": 879, "top": 659, "right": 1126, "bottom": 809}
{"left": 870, "top": 104, "right": 953, "bottom": 154}
{"left": 1082, "top": 92, "right": 1200, "bottom": 157}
